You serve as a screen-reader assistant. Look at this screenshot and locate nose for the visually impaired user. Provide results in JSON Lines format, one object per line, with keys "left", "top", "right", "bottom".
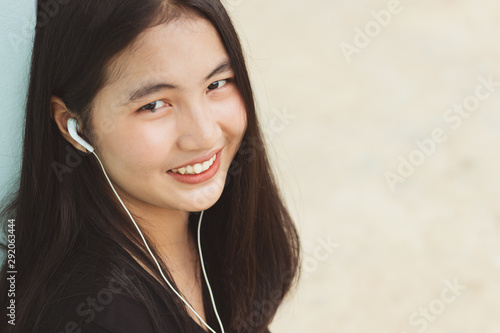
{"left": 177, "top": 100, "right": 221, "bottom": 151}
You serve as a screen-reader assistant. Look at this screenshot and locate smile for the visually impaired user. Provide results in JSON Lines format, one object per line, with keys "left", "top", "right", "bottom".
{"left": 166, "top": 150, "right": 222, "bottom": 185}
{"left": 170, "top": 154, "right": 217, "bottom": 175}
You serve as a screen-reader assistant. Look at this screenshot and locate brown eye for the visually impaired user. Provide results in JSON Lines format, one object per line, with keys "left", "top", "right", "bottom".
{"left": 207, "top": 79, "right": 228, "bottom": 91}
{"left": 139, "top": 100, "right": 167, "bottom": 113}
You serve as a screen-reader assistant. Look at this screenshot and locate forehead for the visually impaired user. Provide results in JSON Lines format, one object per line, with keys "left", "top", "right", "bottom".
{"left": 103, "top": 14, "right": 227, "bottom": 90}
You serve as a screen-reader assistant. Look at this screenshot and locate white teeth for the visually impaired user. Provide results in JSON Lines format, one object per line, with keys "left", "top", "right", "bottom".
{"left": 193, "top": 163, "right": 203, "bottom": 174}
{"left": 170, "top": 154, "right": 217, "bottom": 175}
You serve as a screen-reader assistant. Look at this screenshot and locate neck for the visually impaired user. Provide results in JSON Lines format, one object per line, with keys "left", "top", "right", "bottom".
{"left": 142, "top": 208, "right": 196, "bottom": 263}
{"left": 117, "top": 193, "right": 199, "bottom": 274}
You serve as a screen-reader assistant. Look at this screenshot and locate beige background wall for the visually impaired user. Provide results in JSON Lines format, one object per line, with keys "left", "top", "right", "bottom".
{"left": 225, "top": 0, "right": 500, "bottom": 332}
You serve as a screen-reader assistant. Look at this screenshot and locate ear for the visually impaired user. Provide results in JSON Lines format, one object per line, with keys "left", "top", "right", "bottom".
{"left": 50, "top": 96, "right": 88, "bottom": 153}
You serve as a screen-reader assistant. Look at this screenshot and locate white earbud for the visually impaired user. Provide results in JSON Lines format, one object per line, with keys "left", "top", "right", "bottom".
{"left": 67, "top": 117, "right": 94, "bottom": 153}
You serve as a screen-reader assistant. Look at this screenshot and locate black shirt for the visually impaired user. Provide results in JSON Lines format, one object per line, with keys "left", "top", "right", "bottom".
{"left": 36, "top": 251, "right": 271, "bottom": 333}
{"left": 37, "top": 258, "right": 210, "bottom": 333}
{"left": 38, "top": 292, "right": 212, "bottom": 332}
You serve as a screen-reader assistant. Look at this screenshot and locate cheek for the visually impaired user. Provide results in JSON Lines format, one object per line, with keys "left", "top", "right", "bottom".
{"left": 100, "top": 121, "right": 175, "bottom": 174}
{"left": 216, "top": 94, "right": 247, "bottom": 138}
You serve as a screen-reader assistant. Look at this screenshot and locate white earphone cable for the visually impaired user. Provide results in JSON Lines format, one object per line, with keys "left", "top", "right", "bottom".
{"left": 197, "top": 210, "right": 225, "bottom": 333}
{"left": 92, "top": 151, "right": 225, "bottom": 333}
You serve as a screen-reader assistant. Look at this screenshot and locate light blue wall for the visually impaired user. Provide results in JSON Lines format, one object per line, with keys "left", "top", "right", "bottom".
{"left": 0, "top": 1, "right": 35, "bottom": 203}
{"left": 0, "top": 1, "right": 36, "bottom": 261}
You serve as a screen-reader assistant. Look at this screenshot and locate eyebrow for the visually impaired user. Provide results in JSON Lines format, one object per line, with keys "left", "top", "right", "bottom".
{"left": 124, "top": 58, "right": 233, "bottom": 105}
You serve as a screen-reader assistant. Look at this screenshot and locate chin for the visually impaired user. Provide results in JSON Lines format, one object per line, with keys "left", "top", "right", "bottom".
{"left": 189, "top": 181, "right": 225, "bottom": 211}
{"left": 189, "top": 193, "right": 222, "bottom": 212}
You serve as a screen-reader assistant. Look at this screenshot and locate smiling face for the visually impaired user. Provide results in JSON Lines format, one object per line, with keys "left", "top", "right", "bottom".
{"left": 88, "top": 14, "right": 247, "bottom": 215}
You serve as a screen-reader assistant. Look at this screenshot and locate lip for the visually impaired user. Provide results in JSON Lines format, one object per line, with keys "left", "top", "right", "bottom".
{"left": 166, "top": 149, "right": 221, "bottom": 184}
{"left": 169, "top": 148, "right": 222, "bottom": 170}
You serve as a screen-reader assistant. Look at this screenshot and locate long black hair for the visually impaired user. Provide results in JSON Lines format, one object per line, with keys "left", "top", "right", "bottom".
{"left": 0, "top": 1, "right": 300, "bottom": 332}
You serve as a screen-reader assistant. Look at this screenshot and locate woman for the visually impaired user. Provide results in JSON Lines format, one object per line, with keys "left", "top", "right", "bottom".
{"left": 0, "top": 1, "right": 300, "bottom": 332}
